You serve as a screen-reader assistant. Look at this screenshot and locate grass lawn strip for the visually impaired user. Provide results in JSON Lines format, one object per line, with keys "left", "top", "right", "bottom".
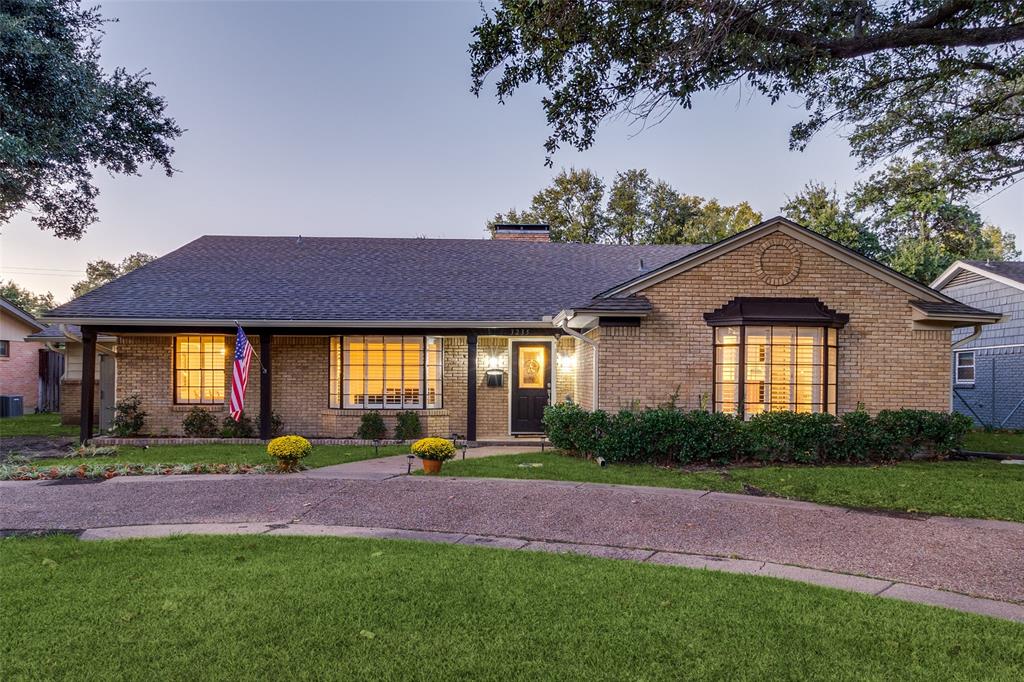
{"left": 25, "top": 443, "right": 408, "bottom": 470}
{"left": 964, "top": 429, "right": 1024, "bottom": 455}
{"left": 3, "top": 535, "right": 1021, "bottom": 680}
{"left": 433, "top": 452, "right": 1024, "bottom": 524}
{"left": 0, "top": 412, "right": 77, "bottom": 437}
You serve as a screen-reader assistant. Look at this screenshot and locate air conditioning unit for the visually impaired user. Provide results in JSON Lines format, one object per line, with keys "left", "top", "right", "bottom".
{"left": 0, "top": 395, "right": 24, "bottom": 418}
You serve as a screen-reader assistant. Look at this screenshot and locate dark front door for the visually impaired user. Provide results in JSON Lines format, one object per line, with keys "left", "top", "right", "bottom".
{"left": 511, "top": 342, "right": 550, "bottom": 434}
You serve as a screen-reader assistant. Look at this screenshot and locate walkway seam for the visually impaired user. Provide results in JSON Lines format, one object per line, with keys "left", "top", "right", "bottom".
{"left": 67, "top": 521, "right": 1024, "bottom": 624}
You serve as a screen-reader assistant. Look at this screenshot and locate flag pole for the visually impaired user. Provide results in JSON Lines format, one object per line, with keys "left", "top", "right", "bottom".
{"left": 234, "top": 320, "right": 268, "bottom": 374}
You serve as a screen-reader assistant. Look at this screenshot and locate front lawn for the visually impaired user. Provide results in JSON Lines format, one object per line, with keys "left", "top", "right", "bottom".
{"left": 2, "top": 535, "right": 1021, "bottom": 680}
{"left": 964, "top": 429, "right": 1024, "bottom": 455}
{"left": 30, "top": 443, "right": 407, "bottom": 470}
{"left": 0, "top": 413, "right": 77, "bottom": 438}
{"left": 434, "top": 452, "right": 1024, "bottom": 523}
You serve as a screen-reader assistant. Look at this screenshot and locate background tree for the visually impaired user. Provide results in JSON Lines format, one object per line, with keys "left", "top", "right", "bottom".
{"left": 71, "top": 252, "right": 155, "bottom": 298}
{"left": 489, "top": 168, "right": 761, "bottom": 244}
{"left": 784, "top": 164, "right": 1018, "bottom": 283}
{"left": 470, "top": 1, "right": 1024, "bottom": 194}
{"left": 0, "top": 0, "right": 182, "bottom": 239}
{"left": 782, "top": 183, "right": 881, "bottom": 257}
{"left": 0, "top": 280, "right": 56, "bottom": 316}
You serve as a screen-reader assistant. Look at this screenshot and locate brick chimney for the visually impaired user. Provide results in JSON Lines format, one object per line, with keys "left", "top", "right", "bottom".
{"left": 492, "top": 223, "right": 551, "bottom": 242}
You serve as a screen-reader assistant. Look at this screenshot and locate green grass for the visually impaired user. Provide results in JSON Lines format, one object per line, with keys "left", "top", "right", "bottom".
{"left": 0, "top": 412, "right": 76, "bottom": 437}
{"left": 2, "top": 535, "right": 1021, "bottom": 681}
{"left": 433, "top": 452, "right": 1024, "bottom": 523}
{"left": 965, "top": 429, "right": 1024, "bottom": 455}
{"left": 30, "top": 443, "right": 408, "bottom": 469}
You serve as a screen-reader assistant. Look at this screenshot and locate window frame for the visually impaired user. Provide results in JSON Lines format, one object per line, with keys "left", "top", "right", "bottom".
{"left": 330, "top": 335, "right": 442, "bottom": 410}
{"left": 712, "top": 324, "right": 838, "bottom": 419}
{"left": 173, "top": 335, "right": 227, "bottom": 405}
{"left": 954, "top": 350, "right": 976, "bottom": 385}
{"left": 0, "top": 340, "right": 9, "bottom": 358}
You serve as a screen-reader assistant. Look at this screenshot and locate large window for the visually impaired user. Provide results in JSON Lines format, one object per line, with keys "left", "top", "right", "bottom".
{"left": 714, "top": 326, "right": 837, "bottom": 418}
{"left": 174, "top": 336, "right": 226, "bottom": 404}
{"left": 330, "top": 336, "right": 442, "bottom": 409}
{"left": 955, "top": 351, "right": 975, "bottom": 385}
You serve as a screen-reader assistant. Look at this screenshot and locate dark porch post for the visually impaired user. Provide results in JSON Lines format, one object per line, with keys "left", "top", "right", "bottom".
{"left": 259, "top": 332, "right": 272, "bottom": 440}
{"left": 466, "top": 333, "right": 477, "bottom": 442}
{"left": 79, "top": 326, "right": 97, "bottom": 444}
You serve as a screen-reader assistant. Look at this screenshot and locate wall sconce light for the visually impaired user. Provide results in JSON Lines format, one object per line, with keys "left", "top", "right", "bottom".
{"left": 486, "top": 353, "right": 501, "bottom": 370}
{"left": 556, "top": 352, "right": 577, "bottom": 373}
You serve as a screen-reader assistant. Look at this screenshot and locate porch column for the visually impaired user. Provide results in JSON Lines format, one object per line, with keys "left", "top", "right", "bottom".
{"left": 466, "top": 333, "right": 477, "bottom": 442}
{"left": 79, "top": 326, "right": 96, "bottom": 444}
{"left": 259, "top": 332, "right": 272, "bottom": 440}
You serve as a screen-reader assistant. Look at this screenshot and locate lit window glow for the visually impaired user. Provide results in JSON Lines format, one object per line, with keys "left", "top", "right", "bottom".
{"left": 331, "top": 336, "right": 442, "bottom": 409}
{"left": 174, "top": 336, "right": 226, "bottom": 404}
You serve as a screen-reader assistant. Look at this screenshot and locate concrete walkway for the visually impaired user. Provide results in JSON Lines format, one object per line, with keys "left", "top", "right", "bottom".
{"left": 3, "top": 462, "right": 1023, "bottom": 622}
{"left": 302, "top": 445, "right": 543, "bottom": 480}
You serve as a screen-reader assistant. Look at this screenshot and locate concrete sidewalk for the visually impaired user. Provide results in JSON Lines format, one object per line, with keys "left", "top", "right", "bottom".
{"left": 301, "top": 445, "right": 543, "bottom": 480}
{"left": 3, "top": 468, "right": 1022, "bottom": 621}
{"left": 69, "top": 521, "right": 1024, "bottom": 623}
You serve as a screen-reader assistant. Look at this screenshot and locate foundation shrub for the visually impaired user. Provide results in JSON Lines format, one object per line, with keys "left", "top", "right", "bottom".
{"left": 747, "top": 411, "right": 838, "bottom": 463}
{"left": 182, "top": 407, "right": 218, "bottom": 438}
{"left": 395, "top": 411, "right": 422, "bottom": 440}
{"left": 357, "top": 411, "right": 388, "bottom": 440}
{"left": 220, "top": 412, "right": 256, "bottom": 438}
{"left": 544, "top": 403, "right": 970, "bottom": 465}
{"left": 111, "top": 394, "right": 146, "bottom": 437}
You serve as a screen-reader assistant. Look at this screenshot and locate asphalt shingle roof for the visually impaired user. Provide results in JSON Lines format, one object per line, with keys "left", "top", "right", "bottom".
{"left": 45, "top": 236, "right": 705, "bottom": 323}
{"left": 909, "top": 300, "right": 1002, "bottom": 318}
{"left": 964, "top": 260, "right": 1024, "bottom": 285}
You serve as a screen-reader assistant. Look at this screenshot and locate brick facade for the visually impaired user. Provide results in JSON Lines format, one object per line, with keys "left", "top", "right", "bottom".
{"left": 106, "top": 229, "right": 954, "bottom": 438}
{"left": 595, "top": 231, "right": 951, "bottom": 413}
{"left": 0, "top": 311, "right": 39, "bottom": 412}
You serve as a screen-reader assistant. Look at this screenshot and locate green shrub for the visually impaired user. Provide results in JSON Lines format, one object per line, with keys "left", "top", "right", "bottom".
{"left": 260, "top": 411, "right": 284, "bottom": 439}
{"left": 543, "top": 402, "right": 970, "bottom": 465}
{"left": 182, "top": 407, "right": 218, "bottom": 438}
{"left": 111, "top": 394, "right": 146, "bottom": 437}
{"left": 748, "top": 411, "right": 838, "bottom": 463}
{"left": 395, "top": 411, "right": 422, "bottom": 440}
{"left": 221, "top": 412, "right": 256, "bottom": 438}
{"left": 543, "top": 402, "right": 607, "bottom": 455}
{"left": 357, "top": 411, "right": 388, "bottom": 440}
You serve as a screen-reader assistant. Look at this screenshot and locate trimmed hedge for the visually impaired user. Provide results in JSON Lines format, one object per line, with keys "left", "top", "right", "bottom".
{"left": 543, "top": 403, "right": 972, "bottom": 465}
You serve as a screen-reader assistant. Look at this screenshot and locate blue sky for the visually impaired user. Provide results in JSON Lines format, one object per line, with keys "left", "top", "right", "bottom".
{"left": 2, "top": 1, "right": 1021, "bottom": 301}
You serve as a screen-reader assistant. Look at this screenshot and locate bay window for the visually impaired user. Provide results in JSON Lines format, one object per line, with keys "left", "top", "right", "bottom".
{"left": 706, "top": 297, "right": 847, "bottom": 419}
{"left": 330, "top": 336, "right": 442, "bottom": 409}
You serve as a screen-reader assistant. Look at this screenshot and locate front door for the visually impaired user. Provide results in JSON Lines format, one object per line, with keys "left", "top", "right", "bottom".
{"left": 510, "top": 342, "right": 550, "bottom": 434}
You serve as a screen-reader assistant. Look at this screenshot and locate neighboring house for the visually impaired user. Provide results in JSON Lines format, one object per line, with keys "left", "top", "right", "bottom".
{"left": 932, "top": 260, "right": 1024, "bottom": 429}
{"left": 0, "top": 297, "right": 46, "bottom": 413}
{"left": 42, "top": 217, "right": 999, "bottom": 442}
{"left": 23, "top": 325, "right": 116, "bottom": 428}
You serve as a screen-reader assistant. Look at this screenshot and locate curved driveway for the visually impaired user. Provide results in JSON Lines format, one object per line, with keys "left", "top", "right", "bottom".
{"left": 2, "top": 470, "right": 1022, "bottom": 608}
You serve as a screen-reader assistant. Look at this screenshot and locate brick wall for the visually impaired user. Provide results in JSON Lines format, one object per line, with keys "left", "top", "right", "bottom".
{"left": 596, "top": 231, "right": 952, "bottom": 414}
{"left": 58, "top": 379, "right": 99, "bottom": 425}
{"left": 0, "top": 311, "right": 40, "bottom": 411}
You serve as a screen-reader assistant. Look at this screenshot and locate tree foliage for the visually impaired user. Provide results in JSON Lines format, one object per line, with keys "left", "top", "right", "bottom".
{"left": 488, "top": 168, "right": 762, "bottom": 244}
{"left": 785, "top": 163, "right": 1019, "bottom": 283}
{"left": 71, "top": 252, "right": 155, "bottom": 298}
{"left": 0, "top": 280, "right": 55, "bottom": 316}
{"left": 0, "top": 0, "right": 182, "bottom": 239}
{"left": 470, "top": 1, "right": 1024, "bottom": 193}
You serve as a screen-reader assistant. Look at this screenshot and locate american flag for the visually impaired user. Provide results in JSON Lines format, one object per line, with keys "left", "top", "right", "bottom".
{"left": 229, "top": 326, "right": 254, "bottom": 421}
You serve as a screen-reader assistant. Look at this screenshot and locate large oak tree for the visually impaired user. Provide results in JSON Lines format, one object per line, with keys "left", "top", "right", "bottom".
{"left": 470, "top": 1, "right": 1024, "bottom": 194}
{"left": 0, "top": 0, "right": 181, "bottom": 239}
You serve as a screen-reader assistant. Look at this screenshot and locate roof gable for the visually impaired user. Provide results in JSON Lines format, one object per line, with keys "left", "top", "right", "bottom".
{"left": 932, "top": 260, "right": 1024, "bottom": 294}
{"left": 0, "top": 297, "right": 45, "bottom": 332}
{"left": 598, "top": 216, "right": 955, "bottom": 305}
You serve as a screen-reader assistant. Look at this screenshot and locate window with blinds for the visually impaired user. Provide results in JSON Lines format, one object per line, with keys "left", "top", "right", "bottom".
{"left": 330, "top": 336, "right": 442, "bottom": 409}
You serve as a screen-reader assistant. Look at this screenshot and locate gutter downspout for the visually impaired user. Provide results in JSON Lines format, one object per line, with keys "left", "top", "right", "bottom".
{"left": 60, "top": 323, "right": 116, "bottom": 355}
{"left": 555, "top": 313, "right": 599, "bottom": 410}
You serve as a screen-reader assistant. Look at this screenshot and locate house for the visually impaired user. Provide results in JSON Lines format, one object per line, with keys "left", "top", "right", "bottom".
{"left": 23, "top": 325, "right": 116, "bottom": 428}
{"left": 932, "top": 260, "right": 1024, "bottom": 429}
{"left": 42, "top": 217, "right": 999, "bottom": 443}
{"left": 0, "top": 298, "right": 47, "bottom": 414}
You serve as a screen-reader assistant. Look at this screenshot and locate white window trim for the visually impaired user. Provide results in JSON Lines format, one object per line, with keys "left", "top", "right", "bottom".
{"left": 954, "top": 350, "right": 976, "bottom": 385}
{"left": 332, "top": 336, "right": 442, "bottom": 410}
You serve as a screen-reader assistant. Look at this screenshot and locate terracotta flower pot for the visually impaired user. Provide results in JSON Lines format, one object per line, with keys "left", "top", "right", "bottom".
{"left": 421, "top": 458, "right": 442, "bottom": 475}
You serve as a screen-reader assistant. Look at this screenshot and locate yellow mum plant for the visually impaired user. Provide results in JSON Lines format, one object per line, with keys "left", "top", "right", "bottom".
{"left": 411, "top": 437, "right": 456, "bottom": 461}
{"left": 266, "top": 435, "right": 312, "bottom": 472}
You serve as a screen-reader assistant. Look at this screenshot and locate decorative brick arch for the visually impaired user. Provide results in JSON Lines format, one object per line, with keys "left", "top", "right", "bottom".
{"left": 756, "top": 236, "right": 801, "bottom": 286}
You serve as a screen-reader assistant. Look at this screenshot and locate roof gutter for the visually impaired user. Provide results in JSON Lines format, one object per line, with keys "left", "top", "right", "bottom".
{"left": 554, "top": 312, "right": 599, "bottom": 411}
